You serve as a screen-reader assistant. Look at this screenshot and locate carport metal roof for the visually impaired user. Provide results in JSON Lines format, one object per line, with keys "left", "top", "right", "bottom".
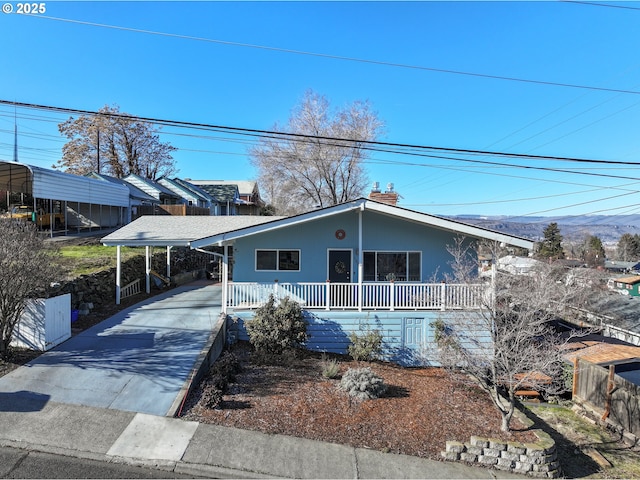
{"left": 0, "top": 161, "right": 129, "bottom": 206}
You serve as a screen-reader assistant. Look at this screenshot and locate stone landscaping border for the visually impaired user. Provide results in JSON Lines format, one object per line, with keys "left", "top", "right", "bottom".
{"left": 441, "top": 408, "right": 561, "bottom": 478}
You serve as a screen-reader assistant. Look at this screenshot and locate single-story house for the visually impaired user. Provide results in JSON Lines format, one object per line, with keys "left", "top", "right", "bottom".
{"left": 605, "top": 260, "right": 640, "bottom": 274}
{"left": 102, "top": 198, "right": 535, "bottom": 365}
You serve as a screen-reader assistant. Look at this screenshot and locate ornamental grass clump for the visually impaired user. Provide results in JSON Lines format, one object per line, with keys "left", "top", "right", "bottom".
{"left": 320, "top": 354, "right": 341, "bottom": 379}
{"left": 339, "top": 367, "right": 387, "bottom": 400}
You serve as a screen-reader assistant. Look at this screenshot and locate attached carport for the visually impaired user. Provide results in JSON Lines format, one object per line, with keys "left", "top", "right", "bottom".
{"left": 0, "top": 160, "right": 129, "bottom": 234}
{"left": 101, "top": 215, "right": 281, "bottom": 305}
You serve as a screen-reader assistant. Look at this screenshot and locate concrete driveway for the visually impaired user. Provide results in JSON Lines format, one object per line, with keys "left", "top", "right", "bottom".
{"left": 0, "top": 281, "right": 222, "bottom": 416}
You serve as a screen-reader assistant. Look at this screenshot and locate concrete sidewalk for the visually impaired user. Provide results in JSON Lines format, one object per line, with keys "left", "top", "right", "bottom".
{"left": 0, "top": 398, "right": 519, "bottom": 479}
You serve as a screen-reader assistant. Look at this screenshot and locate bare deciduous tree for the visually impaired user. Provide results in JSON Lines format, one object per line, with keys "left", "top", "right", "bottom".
{"left": 435, "top": 240, "right": 593, "bottom": 432}
{"left": 250, "top": 90, "right": 384, "bottom": 215}
{"left": 0, "top": 220, "right": 61, "bottom": 358}
{"left": 55, "top": 105, "right": 177, "bottom": 180}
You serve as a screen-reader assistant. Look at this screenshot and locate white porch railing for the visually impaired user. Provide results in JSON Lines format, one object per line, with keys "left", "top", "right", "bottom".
{"left": 227, "top": 281, "right": 488, "bottom": 311}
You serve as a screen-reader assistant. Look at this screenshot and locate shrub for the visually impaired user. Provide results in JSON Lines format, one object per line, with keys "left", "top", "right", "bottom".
{"left": 321, "top": 355, "right": 341, "bottom": 379}
{"left": 246, "top": 295, "right": 307, "bottom": 354}
{"left": 339, "top": 367, "right": 387, "bottom": 400}
{"left": 210, "top": 351, "right": 241, "bottom": 382}
{"left": 201, "top": 381, "right": 224, "bottom": 409}
{"left": 348, "top": 329, "right": 383, "bottom": 361}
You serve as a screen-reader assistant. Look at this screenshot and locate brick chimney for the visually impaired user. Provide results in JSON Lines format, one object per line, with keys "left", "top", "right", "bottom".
{"left": 369, "top": 182, "right": 399, "bottom": 206}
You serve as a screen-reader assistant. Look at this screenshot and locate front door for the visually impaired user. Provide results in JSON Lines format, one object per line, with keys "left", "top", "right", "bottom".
{"left": 328, "top": 250, "right": 351, "bottom": 283}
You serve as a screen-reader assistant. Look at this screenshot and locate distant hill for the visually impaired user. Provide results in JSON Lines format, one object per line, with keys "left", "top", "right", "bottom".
{"left": 448, "top": 214, "right": 640, "bottom": 245}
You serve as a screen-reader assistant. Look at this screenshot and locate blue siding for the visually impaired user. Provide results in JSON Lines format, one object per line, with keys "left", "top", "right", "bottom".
{"left": 232, "top": 210, "right": 476, "bottom": 284}
{"left": 228, "top": 309, "right": 489, "bottom": 367}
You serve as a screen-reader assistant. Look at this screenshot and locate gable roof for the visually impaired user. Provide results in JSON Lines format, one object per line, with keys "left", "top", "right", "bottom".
{"left": 190, "top": 198, "right": 535, "bottom": 250}
{"left": 157, "top": 177, "right": 213, "bottom": 203}
{"left": 191, "top": 183, "right": 240, "bottom": 203}
{"left": 188, "top": 179, "right": 257, "bottom": 197}
{"left": 123, "top": 173, "right": 181, "bottom": 200}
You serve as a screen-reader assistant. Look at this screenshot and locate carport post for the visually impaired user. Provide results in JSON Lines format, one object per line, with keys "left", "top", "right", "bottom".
{"left": 145, "top": 246, "right": 151, "bottom": 294}
{"left": 222, "top": 245, "right": 229, "bottom": 313}
{"left": 116, "top": 245, "right": 122, "bottom": 305}
{"left": 166, "top": 246, "right": 172, "bottom": 278}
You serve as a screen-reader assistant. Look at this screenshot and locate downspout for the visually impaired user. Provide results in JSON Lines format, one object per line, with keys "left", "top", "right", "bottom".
{"left": 145, "top": 245, "right": 151, "bottom": 294}
{"left": 166, "top": 246, "right": 172, "bottom": 279}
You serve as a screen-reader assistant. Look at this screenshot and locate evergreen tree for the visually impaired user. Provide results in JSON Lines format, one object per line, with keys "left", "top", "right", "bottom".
{"left": 617, "top": 233, "right": 640, "bottom": 261}
{"left": 537, "top": 222, "right": 564, "bottom": 260}
{"left": 584, "top": 235, "right": 605, "bottom": 267}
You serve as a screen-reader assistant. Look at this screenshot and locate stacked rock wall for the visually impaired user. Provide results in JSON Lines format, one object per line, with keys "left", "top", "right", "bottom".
{"left": 442, "top": 430, "right": 560, "bottom": 478}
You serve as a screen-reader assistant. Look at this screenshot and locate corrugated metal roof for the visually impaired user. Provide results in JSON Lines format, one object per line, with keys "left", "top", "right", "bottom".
{"left": 101, "top": 215, "right": 284, "bottom": 247}
{"left": 0, "top": 161, "right": 129, "bottom": 206}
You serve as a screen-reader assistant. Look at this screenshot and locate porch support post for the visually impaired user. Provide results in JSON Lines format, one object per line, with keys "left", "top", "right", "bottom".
{"left": 358, "top": 207, "right": 363, "bottom": 312}
{"left": 166, "top": 246, "right": 172, "bottom": 279}
{"left": 145, "top": 245, "right": 151, "bottom": 294}
{"left": 115, "top": 245, "right": 122, "bottom": 305}
{"left": 221, "top": 245, "right": 229, "bottom": 313}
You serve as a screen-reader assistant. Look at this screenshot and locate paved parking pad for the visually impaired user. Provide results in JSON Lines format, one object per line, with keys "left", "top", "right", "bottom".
{"left": 0, "top": 282, "right": 222, "bottom": 416}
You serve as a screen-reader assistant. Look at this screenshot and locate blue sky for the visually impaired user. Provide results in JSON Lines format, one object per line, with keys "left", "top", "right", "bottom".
{"left": 1, "top": 1, "right": 639, "bottom": 218}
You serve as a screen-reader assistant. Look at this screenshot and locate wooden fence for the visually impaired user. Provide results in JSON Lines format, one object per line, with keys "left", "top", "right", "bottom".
{"left": 573, "top": 358, "right": 640, "bottom": 438}
{"left": 133, "top": 204, "right": 210, "bottom": 219}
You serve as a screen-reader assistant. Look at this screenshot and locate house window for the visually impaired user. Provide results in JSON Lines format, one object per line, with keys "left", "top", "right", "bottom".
{"left": 363, "top": 251, "right": 421, "bottom": 281}
{"left": 256, "top": 250, "right": 300, "bottom": 271}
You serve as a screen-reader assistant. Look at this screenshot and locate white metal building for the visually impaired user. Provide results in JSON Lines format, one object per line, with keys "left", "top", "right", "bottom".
{"left": 0, "top": 161, "right": 130, "bottom": 233}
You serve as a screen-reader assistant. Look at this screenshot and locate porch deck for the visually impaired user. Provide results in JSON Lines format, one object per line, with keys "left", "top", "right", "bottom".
{"left": 227, "top": 281, "right": 489, "bottom": 311}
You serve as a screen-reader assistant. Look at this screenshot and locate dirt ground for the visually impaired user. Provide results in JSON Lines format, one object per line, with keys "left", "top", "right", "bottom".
{"left": 180, "top": 342, "right": 537, "bottom": 460}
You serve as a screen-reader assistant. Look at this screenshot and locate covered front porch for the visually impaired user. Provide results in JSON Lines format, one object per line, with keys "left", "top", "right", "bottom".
{"left": 227, "top": 280, "right": 489, "bottom": 311}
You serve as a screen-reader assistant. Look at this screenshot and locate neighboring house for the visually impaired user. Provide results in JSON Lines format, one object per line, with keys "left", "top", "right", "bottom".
{"left": 103, "top": 198, "right": 534, "bottom": 365}
{"left": 184, "top": 182, "right": 241, "bottom": 215}
{"left": 497, "top": 255, "right": 541, "bottom": 275}
{"left": 608, "top": 275, "right": 640, "bottom": 297}
{"left": 188, "top": 179, "right": 263, "bottom": 215}
{"left": 605, "top": 260, "right": 640, "bottom": 274}
{"left": 87, "top": 172, "right": 159, "bottom": 223}
{"left": 122, "top": 173, "right": 182, "bottom": 205}
{"left": 157, "top": 177, "right": 214, "bottom": 210}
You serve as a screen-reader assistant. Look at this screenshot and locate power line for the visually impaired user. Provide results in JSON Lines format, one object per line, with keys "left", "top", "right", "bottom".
{"left": 23, "top": 14, "right": 640, "bottom": 96}
{"left": 3, "top": 99, "right": 639, "bottom": 170}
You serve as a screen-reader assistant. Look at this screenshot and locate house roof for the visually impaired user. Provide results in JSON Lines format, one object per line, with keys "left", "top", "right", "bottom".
{"left": 86, "top": 172, "right": 158, "bottom": 204}
{"left": 123, "top": 173, "right": 181, "bottom": 200}
{"left": 614, "top": 275, "right": 640, "bottom": 285}
{"left": 189, "top": 183, "right": 240, "bottom": 203}
{"left": 101, "top": 215, "right": 283, "bottom": 247}
{"left": 188, "top": 180, "right": 257, "bottom": 197}
{"left": 157, "top": 177, "right": 213, "bottom": 203}
{"left": 190, "top": 198, "right": 536, "bottom": 249}
{"left": 102, "top": 198, "right": 535, "bottom": 249}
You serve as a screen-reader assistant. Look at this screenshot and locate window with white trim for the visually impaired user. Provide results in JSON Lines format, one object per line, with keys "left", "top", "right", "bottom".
{"left": 363, "top": 251, "right": 421, "bottom": 281}
{"left": 256, "top": 249, "right": 300, "bottom": 271}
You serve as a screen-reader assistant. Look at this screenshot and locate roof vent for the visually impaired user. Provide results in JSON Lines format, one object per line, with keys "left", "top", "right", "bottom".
{"left": 371, "top": 181, "right": 381, "bottom": 193}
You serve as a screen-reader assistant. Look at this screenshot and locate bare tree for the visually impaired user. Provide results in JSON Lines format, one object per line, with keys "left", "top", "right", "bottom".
{"left": 55, "top": 105, "right": 177, "bottom": 180}
{"left": 250, "top": 90, "right": 384, "bottom": 215}
{"left": 435, "top": 240, "right": 592, "bottom": 432}
{"left": 0, "top": 220, "right": 61, "bottom": 358}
